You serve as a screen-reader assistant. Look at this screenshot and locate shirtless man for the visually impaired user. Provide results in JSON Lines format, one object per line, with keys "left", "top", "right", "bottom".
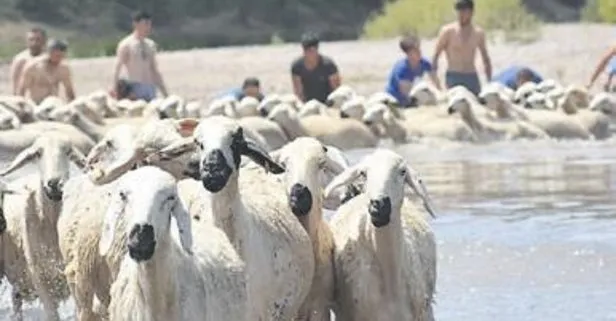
{"left": 432, "top": 0, "right": 492, "bottom": 96}
{"left": 588, "top": 44, "right": 616, "bottom": 92}
{"left": 18, "top": 40, "right": 76, "bottom": 104}
{"left": 9, "top": 27, "right": 47, "bottom": 95}
{"left": 111, "top": 11, "right": 168, "bottom": 102}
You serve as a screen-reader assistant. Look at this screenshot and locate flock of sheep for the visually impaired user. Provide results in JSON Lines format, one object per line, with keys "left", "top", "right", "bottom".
{"left": 0, "top": 76, "right": 614, "bottom": 321}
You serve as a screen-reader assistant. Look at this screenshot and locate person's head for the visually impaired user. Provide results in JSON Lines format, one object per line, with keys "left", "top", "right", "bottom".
{"left": 242, "top": 77, "right": 261, "bottom": 98}
{"left": 454, "top": 0, "right": 474, "bottom": 26}
{"left": 301, "top": 32, "right": 320, "bottom": 62}
{"left": 47, "top": 39, "right": 68, "bottom": 65}
{"left": 26, "top": 27, "right": 47, "bottom": 56}
{"left": 399, "top": 34, "right": 422, "bottom": 65}
{"left": 515, "top": 68, "right": 535, "bottom": 88}
{"left": 132, "top": 10, "right": 152, "bottom": 37}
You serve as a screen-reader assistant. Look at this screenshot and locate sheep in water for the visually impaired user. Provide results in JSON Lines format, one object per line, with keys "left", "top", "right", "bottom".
{"left": 558, "top": 86, "right": 611, "bottom": 139}
{"left": 270, "top": 137, "right": 348, "bottom": 321}
{"left": 100, "top": 166, "right": 247, "bottom": 321}
{"left": 0, "top": 133, "right": 87, "bottom": 321}
{"left": 153, "top": 116, "right": 314, "bottom": 320}
{"left": 324, "top": 149, "right": 437, "bottom": 321}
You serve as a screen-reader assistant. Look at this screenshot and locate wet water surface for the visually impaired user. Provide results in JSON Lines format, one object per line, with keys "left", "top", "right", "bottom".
{"left": 2, "top": 139, "right": 616, "bottom": 320}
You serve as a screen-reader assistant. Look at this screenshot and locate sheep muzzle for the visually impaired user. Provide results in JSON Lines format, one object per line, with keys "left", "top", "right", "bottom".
{"left": 200, "top": 149, "right": 233, "bottom": 193}
{"left": 368, "top": 197, "right": 391, "bottom": 228}
{"left": 44, "top": 178, "right": 63, "bottom": 201}
{"left": 289, "top": 183, "right": 312, "bottom": 216}
{"left": 127, "top": 223, "right": 156, "bottom": 262}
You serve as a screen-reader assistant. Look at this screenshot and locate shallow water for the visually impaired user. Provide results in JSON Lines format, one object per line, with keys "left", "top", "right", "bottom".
{"left": 3, "top": 138, "right": 616, "bottom": 320}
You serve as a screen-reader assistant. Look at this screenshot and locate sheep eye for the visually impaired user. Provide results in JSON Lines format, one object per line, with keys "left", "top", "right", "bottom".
{"left": 400, "top": 168, "right": 407, "bottom": 176}
{"left": 119, "top": 191, "right": 128, "bottom": 201}
{"left": 194, "top": 138, "right": 203, "bottom": 150}
{"left": 359, "top": 170, "right": 366, "bottom": 178}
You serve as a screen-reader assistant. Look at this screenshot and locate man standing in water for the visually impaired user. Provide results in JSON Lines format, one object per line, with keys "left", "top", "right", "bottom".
{"left": 432, "top": 0, "right": 492, "bottom": 96}
{"left": 111, "top": 11, "right": 168, "bottom": 101}
{"left": 9, "top": 27, "right": 47, "bottom": 95}
{"left": 18, "top": 39, "right": 76, "bottom": 104}
{"left": 291, "top": 32, "right": 341, "bottom": 104}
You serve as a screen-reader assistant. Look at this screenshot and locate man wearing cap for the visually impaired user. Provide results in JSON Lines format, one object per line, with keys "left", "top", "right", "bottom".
{"left": 17, "top": 39, "right": 75, "bottom": 104}
{"left": 111, "top": 10, "right": 168, "bottom": 102}
{"left": 291, "top": 32, "right": 341, "bottom": 104}
{"left": 223, "top": 77, "right": 265, "bottom": 101}
{"left": 432, "top": 0, "right": 492, "bottom": 96}
{"left": 10, "top": 27, "right": 47, "bottom": 95}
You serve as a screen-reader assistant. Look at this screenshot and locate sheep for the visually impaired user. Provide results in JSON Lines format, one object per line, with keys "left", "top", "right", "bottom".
{"left": 86, "top": 90, "right": 118, "bottom": 118}
{"left": 0, "top": 103, "right": 22, "bottom": 130}
{"left": 325, "top": 85, "right": 357, "bottom": 108}
{"left": 479, "top": 85, "right": 530, "bottom": 121}
{"left": 447, "top": 93, "right": 549, "bottom": 142}
{"left": 270, "top": 137, "right": 349, "bottom": 321}
{"left": 0, "top": 95, "right": 36, "bottom": 122}
{"left": 589, "top": 92, "right": 616, "bottom": 116}
{"left": 100, "top": 166, "right": 247, "bottom": 321}
{"left": 152, "top": 116, "right": 315, "bottom": 320}
{"left": 0, "top": 121, "right": 94, "bottom": 159}
{"left": 299, "top": 99, "right": 330, "bottom": 117}
{"left": 558, "top": 86, "right": 611, "bottom": 139}
{"left": 237, "top": 96, "right": 261, "bottom": 117}
{"left": 179, "top": 99, "right": 205, "bottom": 118}
{"left": 409, "top": 81, "right": 442, "bottom": 106}
{"left": 536, "top": 78, "right": 561, "bottom": 93}
{"left": 323, "top": 149, "right": 437, "bottom": 321}
{"left": 34, "top": 96, "right": 65, "bottom": 121}
{"left": 513, "top": 82, "right": 538, "bottom": 105}
{"left": 0, "top": 133, "right": 87, "bottom": 321}
{"left": 113, "top": 99, "right": 149, "bottom": 117}
{"left": 267, "top": 103, "right": 378, "bottom": 150}
{"left": 204, "top": 96, "right": 239, "bottom": 118}
{"left": 257, "top": 93, "right": 302, "bottom": 116}
{"left": 64, "top": 96, "right": 107, "bottom": 125}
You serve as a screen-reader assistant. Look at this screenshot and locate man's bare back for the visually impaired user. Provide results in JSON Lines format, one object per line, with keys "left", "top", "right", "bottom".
{"left": 117, "top": 34, "right": 158, "bottom": 84}
{"left": 19, "top": 56, "right": 72, "bottom": 104}
{"left": 440, "top": 22, "right": 485, "bottom": 73}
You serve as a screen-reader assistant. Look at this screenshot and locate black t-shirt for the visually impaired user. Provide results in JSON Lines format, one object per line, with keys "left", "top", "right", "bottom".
{"left": 291, "top": 55, "right": 338, "bottom": 103}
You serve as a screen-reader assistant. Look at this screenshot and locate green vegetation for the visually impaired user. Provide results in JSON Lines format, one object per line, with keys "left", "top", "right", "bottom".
{"left": 362, "top": 0, "right": 540, "bottom": 42}
{"left": 583, "top": 0, "right": 616, "bottom": 23}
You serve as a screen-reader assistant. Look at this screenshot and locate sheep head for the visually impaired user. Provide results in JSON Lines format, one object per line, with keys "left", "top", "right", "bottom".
{"left": 257, "top": 94, "right": 282, "bottom": 117}
{"left": 325, "top": 85, "right": 356, "bottom": 107}
{"left": 589, "top": 92, "right": 616, "bottom": 117}
{"left": 340, "top": 96, "right": 366, "bottom": 119}
{"left": 151, "top": 116, "right": 284, "bottom": 193}
{"left": 536, "top": 79, "right": 561, "bottom": 93}
{"left": 269, "top": 137, "right": 349, "bottom": 216}
{"left": 298, "top": 99, "right": 328, "bottom": 117}
{"left": 513, "top": 82, "right": 538, "bottom": 105}
{"left": 0, "top": 133, "right": 87, "bottom": 201}
{"left": 325, "top": 149, "right": 435, "bottom": 228}
{"left": 447, "top": 93, "right": 474, "bottom": 116}
{"left": 409, "top": 81, "right": 440, "bottom": 106}
{"left": 99, "top": 166, "right": 193, "bottom": 260}
{"left": 525, "top": 92, "right": 556, "bottom": 110}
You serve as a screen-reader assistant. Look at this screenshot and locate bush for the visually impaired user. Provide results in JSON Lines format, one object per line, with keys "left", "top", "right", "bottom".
{"left": 362, "top": 0, "right": 540, "bottom": 41}
{"left": 583, "top": 0, "right": 616, "bottom": 23}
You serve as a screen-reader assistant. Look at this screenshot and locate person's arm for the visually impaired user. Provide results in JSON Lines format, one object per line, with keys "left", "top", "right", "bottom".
{"left": 10, "top": 56, "right": 26, "bottom": 95}
{"left": 589, "top": 45, "right": 616, "bottom": 88}
{"left": 432, "top": 26, "right": 450, "bottom": 75}
{"left": 61, "top": 66, "right": 76, "bottom": 101}
{"left": 291, "top": 61, "right": 304, "bottom": 101}
{"left": 327, "top": 60, "right": 341, "bottom": 90}
{"left": 477, "top": 29, "right": 492, "bottom": 81}
{"left": 17, "top": 64, "right": 33, "bottom": 97}
{"left": 149, "top": 42, "right": 168, "bottom": 97}
{"left": 111, "top": 42, "right": 129, "bottom": 90}
{"left": 423, "top": 59, "right": 441, "bottom": 90}
{"left": 392, "top": 63, "right": 412, "bottom": 105}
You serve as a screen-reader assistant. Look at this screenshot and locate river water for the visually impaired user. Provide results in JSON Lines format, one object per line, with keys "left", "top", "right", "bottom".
{"left": 1, "top": 138, "right": 616, "bottom": 320}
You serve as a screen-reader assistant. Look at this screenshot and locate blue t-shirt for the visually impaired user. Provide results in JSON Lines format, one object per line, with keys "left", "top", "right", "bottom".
{"left": 218, "top": 88, "right": 264, "bottom": 101}
{"left": 385, "top": 58, "right": 432, "bottom": 106}
{"left": 608, "top": 57, "right": 616, "bottom": 76}
{"left": 493, "top": 66, "right": 543, "bottom": 90}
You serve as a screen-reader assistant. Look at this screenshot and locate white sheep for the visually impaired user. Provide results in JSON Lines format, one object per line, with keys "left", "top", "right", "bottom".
{"left": 258, "top": 93, "right": 302, "bottom": 116}
{"left": 0, "top": 95, "right": 36, "bottom": 122}
{"left": 409, "top": 81, "right": 442, "bottom": 106}
{"left": 0, "top": 103, "right": 22, "bottom": 130}
{"left": 153, "top": 116, "right": 315, "bottom": 320}
{"left": 100, "top": 166, "right": 247, "bottom": 321}
{"left": 298, "top": 99, "right": 330, "bottom": 117}
{"left": 558, "top": 86, "right": 610, "bottom": 139}
{"left": 237, "top": 96, "right": 261, "bottom": 117}
{"left": 447, "top": 93, "right": 549, "bottom": 141}
{"left": 589, "top": 92, "right": 616, "bottom": 116}
{"left": 324, "top": 149, "right": 437, "bottom": 321}
{"left": 513, "top": 82, "right": 538, "bottom": 105}
{"left": 270, "top": 137, "right": 348, "bottom": 321}
{"left": 34, "top": 96, "right": 65, "bottom": 121}
{"left": 479, "top": 85, "right": 530, "bottom": 121}
{"left": 0, "top": 133, "right": 87, "bottom": 321}
{"left": 267, "top": 103, "right": 378, "bottom": 150}
{"left": 204, "top": 96, "right": 239, "bottom": 118}
{"left": 324, "top": 85, "right": 357, "bottom": 108}
{"left": 536, "top": 78, "right": 561, "bottom": 93}
{"left": 113, "top": 99, "right": 149, "bottom": 117}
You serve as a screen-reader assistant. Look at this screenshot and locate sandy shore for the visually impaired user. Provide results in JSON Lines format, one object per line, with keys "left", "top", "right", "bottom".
{"left": 0, "top": 23, "right": 612, "bottom": 100}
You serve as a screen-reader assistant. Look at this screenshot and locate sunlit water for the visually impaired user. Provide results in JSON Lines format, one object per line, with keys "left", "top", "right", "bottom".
{"left": 2, "top": 138, "right": 616, "bottom": 320}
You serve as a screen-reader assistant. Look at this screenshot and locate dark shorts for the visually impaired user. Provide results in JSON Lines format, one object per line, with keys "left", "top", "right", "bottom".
{"left": 446, "top": 71, "right": 481, "bottom": 96}
{"left": 116, "top": 79, "right": 157, "bottom": 102}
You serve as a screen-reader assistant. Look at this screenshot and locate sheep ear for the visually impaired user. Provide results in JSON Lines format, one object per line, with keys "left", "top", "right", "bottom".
{"left": 323, "top": 145, "right": 348, "bottom": 176}
{"left": 324, "top": 163, "right": 364, "bottom": 200}
{"left": 240, "top": 139, "right": 285, "bottom": 174}
{"left": 85, "top": 142, "right": 107, "bottom": 166}
{"left": 172, "top": 198, "right": 193, "bottom": 254}
{"left": 404, "top": 165, "right": 436, "bottom": 219}
{"left": 153, "top": 137, "right": 197, "bottom": 162}
{"left": 67, "top": 146, "right": 87, "bottom": 171}
{"left": 174, "top": 118, "right": 199, "bottom": 137}
{"left": 99, "top": 193, "right": 125, "bottom": 256}
{"left": 0, "top": 144, "right": 40, "bottom": 176}
{"left": 89, "top": 148, "right": 144, "bottom": 185}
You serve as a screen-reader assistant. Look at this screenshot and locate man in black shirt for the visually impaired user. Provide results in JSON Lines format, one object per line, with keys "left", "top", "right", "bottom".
{"left": 290, "top": 33, "right": 341, "bottom": 104}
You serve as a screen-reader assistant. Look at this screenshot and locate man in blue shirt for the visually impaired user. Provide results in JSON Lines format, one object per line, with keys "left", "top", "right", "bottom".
{"left": 492, "top": 66, "right": 543, "bottom": 90}
{"left": 222, "top": 77, "right": 265, "bottom": 101}
{"left": 385, "top": 35, "right": 440, "bottom": 107}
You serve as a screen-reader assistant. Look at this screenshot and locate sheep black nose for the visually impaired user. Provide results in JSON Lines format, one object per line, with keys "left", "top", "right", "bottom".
{"left": 45, "top": 178, "right": 63, "bottom": 201}
{"left": 325, "top": 99, "right": 335, "bottom": 107}
{"left": 408, "top": 96, "right": 418, "bottom": 108}
{"left": 340, "top": 111, "right": 349, "bottom": 118}
{"left": 368, "top": 197, "right": 391, "bottom": 227}
{"left": 478, "top": 97, "right": 487, "bottom": 105}
{"left": 127, "top": 223, "right": 156, "bottom": 262}
{"left": 363, "top": 120, "right": 373, "bottom": 126}
{"left": 447, "top": 106, "right": 456, "bottom": 115}
{"left": 0, "top": 207, "right": 6, "bottom": 234}
{"left": 158, "top": 110, "right": 170, "bottom": 119}
{"left": 259, "top": 108, "right": 269, "bottom": 117}
{"left": 201, "top": 149, "right": 232, "bottom": 193}
{"left": 289, "top": 183, "right": 312, "bottom": 216}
